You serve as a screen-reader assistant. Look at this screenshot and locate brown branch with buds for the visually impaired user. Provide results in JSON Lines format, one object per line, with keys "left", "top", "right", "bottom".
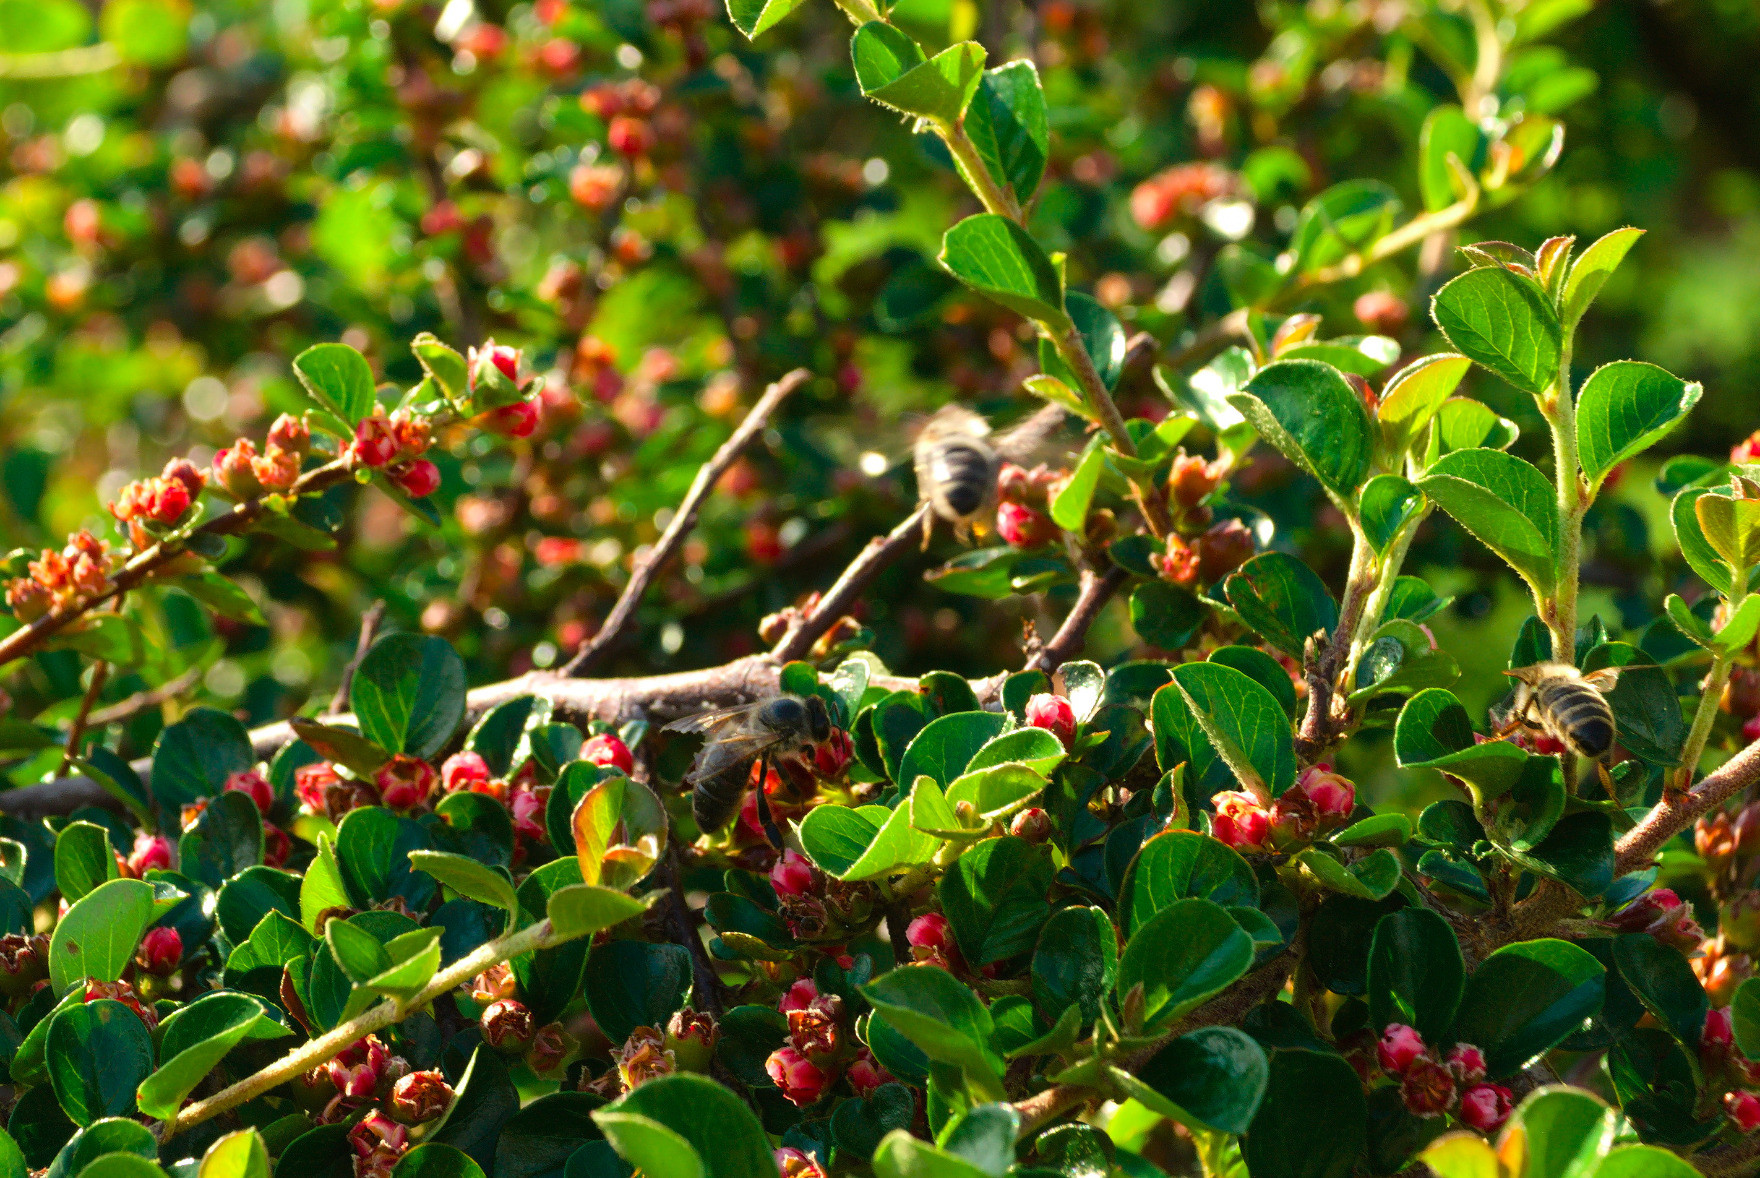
{"left": 563, "top": 369, "right": 810, "bottom": 677}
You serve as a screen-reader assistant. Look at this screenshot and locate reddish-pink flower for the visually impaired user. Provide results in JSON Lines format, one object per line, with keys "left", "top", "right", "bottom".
{"left": 765, "top": 1046, "right": 826, "bottom": 1107}
{"left": 774, "top": 1147, "right": 829, "bottom": 1178}
{"left": 136, "top": 926, "right": 182, "bottom": 975}
{"left": 1457, "top": 1082, "right": 1513, "bottom": 1133}
{"left": 1025, "top": 693, "right": 1077, "bottom": 749}
{"left": 996, "top": 500, "right": 1055, "bottom": 548}
{"left": 778, "top": 977, "right": 819, "bottom": 1015}
{"left": 1446, "top": 1042, "right": 1487, "bottom": 1085}
{"left": 846, "top": 1047, "right": 893, "bottom": 1097}
{"left": 1729, "top": 1090, "right": 1760, "bottom": 1133}
{"left": 1210, "top": 790, "right": 1271, "bottom": 850}
{"left": 225, "top": 768, "right": 274, "bottom": 815}
{"left": 353, "top": 416, "right": 400, "bottom": 468}
{"left": 127, "top": 832, "right": 173, "bottom": 876}
{"left": 583, "top": 732, "right": 634, "bottom": 774}
{"left": 374, "top": 755, "right": 437, "bottom": 811}
{"left": 510, "top": 786, "right": 548, "bottom": 842}
{"left": 484, "top": 400, "right": 539, "bottom": 438}
{"left": 1376, "top": 1024, "right": 1427, "bottom": 1076}
{"left": 394, "top": 459, "right": 440, "bottom": 498}
{"left": 442, "top": 751, "right": 491, "bottom": 793}
{"left": 771, "top": 850, "right": 818, "bottom": 898}
{"left": 1400, "top": 1056, "right": 1457, "bottom": 1118}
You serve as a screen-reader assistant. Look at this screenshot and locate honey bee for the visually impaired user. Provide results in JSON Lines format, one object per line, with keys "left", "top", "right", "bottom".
{"left": 911, "top": 403, "right": 1067, "bottom": 546}
{"left": 664, "top": 693, "right": 833, "bottom": 846}
{"left": 1495, "top": 662, "right": 1622, "bottom": 786}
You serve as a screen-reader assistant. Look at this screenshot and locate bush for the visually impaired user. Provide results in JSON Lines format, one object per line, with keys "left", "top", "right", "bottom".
{"left": 3, "top": 0, "right": 1760, "bottom": 1176}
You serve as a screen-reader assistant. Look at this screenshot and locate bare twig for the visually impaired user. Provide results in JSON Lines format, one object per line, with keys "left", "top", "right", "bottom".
{"left": 328, "top": 599, "right": 387, "bottom": 715}
{"left": 666, "top": 839, "right": 726, "bottom": 1016}
{"left": 83, "top": 665, "right": 201, "bottom": 727}
{"left": 1024, "top": 566, "right": 1128, "bottom": 673}
{"left": 55, "top": 661, "right": 111, "bottom": 778}
{"left": 0, "top": 458, "right": 354, "bottom": 669}
{"left": 563, "top": 369, "right": 810, "bottom": 677}
{"left": 1615, "top": 736, "right": 1760, "bottom": 876}
{"left": 770, "top": 505, "right": 932, "bottom": 663}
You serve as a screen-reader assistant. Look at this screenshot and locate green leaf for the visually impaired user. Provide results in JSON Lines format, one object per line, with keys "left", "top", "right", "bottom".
{"left": 1584, "top": 643, "right": 1684, "bottom": 767}
{"left": 938, "top": 214, "right": 1063, "bottom": 324}
{"left": 1427, "top": 397, "right": 1521, "bottom": 459}
{"left": 1612, "top": 933, "right": 1705, "bottom": 1049}
{"left": 1331, "top": 812, "right": 1412, "bottom": 848}
{"left": 1418, "top": 448, "right": 1560, "bottom": 593}
{"left": 1153, "top": 662, "right": 1297, "bottom": 797}
{"left": 1030, "top": 906, "right": 1116, "bottom": 1027}
{"left": 196, "top": 1131, "right": 270, "bottom": 1178}
{"left": 592, "top": 1115, "right": 700, "bottom": 1178}
{"left": 581, "top": 941, "right": 691, "bottom": 1045}
{"left": 1563, "top": 227, "right": 1644, "bottom": 329}
{"left": 1243, "top": 1049, "right": 1365, "bottom": 1178}
{"left": 1291, "top": 847, "right": 1401, "bottom": 900}
{"left": 871, "top": 1132, "right": 990, "bottom": 1178}
{"left": 138, "top": 994, "right": 288, "bottom": 1120}
{"left": 965, "top": 61, "right": 1047, "bottom": 204}
{"left": 1506, "top": 1087, "right": 1615, "bottom": 1177}
{"left": 350, "top": 635, "right": 467, "bottom": 759}
{"left": 1394, "top": 688, "right": 1529, "bottom": 801}
{"left": 408, "top": 851, "right": 517, "bottom": 931}
{"left": 571, "top": 775, "right": 667, "bottom": 892}
{"left": 1347, "top": 619, "right": 1459, "bottom": 703}
{"left": 45, "top": 1001, "right": 154, "bottom": 1126}
{"left": 900, "top": 711, "right": 1007, "bottom": 790}
{"left": 1734, "top": 977, "right": 1760, "bottom": 1061}
{"left": 336, "top": 806, "right": 434, "bottom": 910}
{"left": 326, "top": 917, "right": 390, "bottom": 984}
{"left": 1367, "top": 909, "right": 1463, "bottom": 1042}
{"left": 850, "top": 23, "right": 985, "bottom": 122}
{"left": 1049, "top": 444, "right": 1104, "bottom": 532}
{"left": 1594, "top": 1146, "right": 1699, "bottom": 1178}
{"left": 1223, "top": 553, "right": 1338, "bottom": 660}
{"left": 1126, "top": 1027, "right": 1268, "bottom": 1135}
{"left": 1419, "top": 105, "right": 1482, "bottom": 212}
{"left": 1713, "top": 595, "right": 1760, "bottom": 657}
{"left": 938, "top": 837, "right": 1051, "bottom": 966}
{"left": 293, "top": 343, "right": 376, "bottom": 425}
{"left": 171, "top": 572, "right": 265, "bottom": 626}
{"left": 44, "top": 1118, "right": 156, "bottom": 1178}
{"left": 392, "top": 1144, "right": 485, "bottom": 1178}
{"left": 298, "top": 835, "right": 352, "bottom": 934}
{"left": 1452, "top": 939, "right": 1606, "bottom": 1077}
{"left": 1121, "top": 831, "right": 1258, "bottom": 935}
{"left": 1228, "top": 360, "right": 1373, "bottom": 500}
{"left": 1289, "top": 181, "right": 1400, "bottom": 273}
{"left": 54, "top": 823, "right": 116, "bottom": 905}
{"left": 150, "top": 707, "right": 253, "bottom": 810}
{"left": 1378, "top": 353, "right": 1473, "bottom": 456}
{"left": 179, "top": 791, "right": 263, "bottom": 889}
{"left": 1040, "top": 292, "right": 1126, "bottom": 395}
{"left": 1696, "top": 489, "right": 1760, "bottom": 574}
{"left": 1128, "top": 581, "right": 1206, "bottom": 650}
{"left": 1431, "top": 264, "right": 1563, "bottom": 395}
{"left": 724, "top": 0, "right": 809, "bottom": 38}
{"left": 1672, "top": 487, "right": 1735, "bottom": 594}
{"left": 597, "top": 1074, "right": 775, "bottom": 1178}
{"left": 50, "top": 879, "right": 156, "bottom": 995}
{"left": 861, "top": 966, "right": 1003, "bottom": 1100}
{"left": 1576, "top": 361, "right": 1701, "bottom": 494}
{"left": 1358, "top": 476, "right": 1424, "bottom": 554}
{"left": 964, "top": 727, "right": 1066, "bottom": 779}
{"left": 48, "top": 615, "right": 145, "bottom": 664}
{"left": 1116, "top": 898, "right": 1253, "bottom": 1028}
{"left": 547, "top": 885, "right": 646, "bottom": 941}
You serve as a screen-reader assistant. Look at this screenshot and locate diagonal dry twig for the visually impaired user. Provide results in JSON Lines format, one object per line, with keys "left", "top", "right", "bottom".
{"left": 561, "top": 369, "right": 811, "bottom": 677}
{"left": 328, "top": 599, "right": 387, "bottom": 716}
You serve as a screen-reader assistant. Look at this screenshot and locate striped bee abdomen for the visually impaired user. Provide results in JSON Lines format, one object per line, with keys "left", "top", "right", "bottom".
{"left": 1537, "top": 679, "right": 1616, "bottom": 759}
{"left": 919, "top": 439, "right": 995, "bottom": 520}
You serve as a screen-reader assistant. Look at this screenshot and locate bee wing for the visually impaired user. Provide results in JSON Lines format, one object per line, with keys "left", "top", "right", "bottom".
{"left": 684, "top": 729, "right": 793, "bottom": 784}
{"left": 1581, "top": 667, "right": 1622, "bottom": 693}
{"left": 992, "top": 403, "right": 1076, "bottom": 466}
{"left": 663, "top": 704, "right": 761, "bottom": 736}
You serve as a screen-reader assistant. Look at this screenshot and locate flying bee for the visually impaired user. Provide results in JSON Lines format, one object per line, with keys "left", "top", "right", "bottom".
{"left": 1495, "top": 662, "right": 1622, "bottom": 789}
{"left": 910, "top": 404, "right": 1067, "bottom": 547}
{"left": 664, "top": 693, "right": 833, "bottom": 848}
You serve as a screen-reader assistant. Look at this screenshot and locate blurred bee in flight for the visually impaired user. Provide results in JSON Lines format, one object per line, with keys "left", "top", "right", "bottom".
{"left": 909, "top": 403, "right": 1068, "bottom": 547}
{"left": 1494, "top": 662, "right": 1621, "bottom": 790}
{"left": 664, "top": 693, "right": 833, "bottom": 849}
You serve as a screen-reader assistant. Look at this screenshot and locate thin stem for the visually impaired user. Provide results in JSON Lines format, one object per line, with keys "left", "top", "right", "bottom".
{"left": 1049, "top": 324, "right": 1175, "bottom": 538}
{"left": 1349, "top": 507, "right": 1429, "bottom": 674}
{"left": 1463, "top": 0, "right": 1504, "bottom": 114}
{"left": 937, "top": 117, "right": 1023, "bottom": 222}
{"left": 162, "top": 917, "right": 561, "bottom": 1141}
{"left": 329, "top": 600, "right": 387, "bottom": 715}
{"left": 1677, "top": 581, "right": 1748, "bottom": 791}
{"left": 55, "top": 661, "right": 111, "bottom": 778}
{"left": 1545, "top": 339, "right": 1582, "bottom": 661}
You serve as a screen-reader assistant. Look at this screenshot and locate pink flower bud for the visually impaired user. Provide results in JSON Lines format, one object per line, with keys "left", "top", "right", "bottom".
{"left": 1210, "top": 790, "right": 1272, "bottom": 851}
{"left": 1729, "top": 1090, "right": 1760, "bottom": 1133}
{"left": 348, "top": 1110, "right": 409, "bottom": 1178}
{"left": 127, "top": 832, "right": 173, "bottom": 876}
{"left": 224, "top": 768, "right": 274, "bottom": 814}
{"left": 1445, "top": 1042, "right": 1487, "bottom": 1085}
{"left": 583, "top": 732, "right": 634, "bottom": 774}
{"left": 469, "top": 340, "right": 521, "bottom": 391}
{"left": 1296, "top": 766, "right": 1356, "bottom": 820}
{"left": 811, "top": 728, "right": 854, "bottom": 778}
{"left": 906, "top": 912, "right": 950, "bottom": 952}
{"left": 267, "top": 413, "right": 311, "bottom": 455}
{"left": 1009, "top": 807, "right": 1052, "bottom": 843}
{"left": 5, "top": 578, "right": 50, "bottom": 622}
{"left": 394, "top": 459, "right": 440, "bottom": 498}
{"left": 136, "top": 926, "right": 183, "bottom": 975}
{"left": 846, "top": 1047, "right": 893, "bottom": 1097}
{"left": 484, "top": 400, "right": 539, "bottom": 438}
{"left": 251, "top": 445, "right": 301, "bottom": 492}
{"left": 510, "top": 785, "right": 548, "bottom": 842}
{"left": 263, "top": 822, "right": 291, "bottom": 868}
{"left": 1376, "top": 1024, "right": 1428, "bottom": 1075}
{"left": 374, "top": 755, "right": 437, "bottom": 811}
{"left": 442, "top": 751, "right": 492, "bottom": 793}
{"left": 1399, "top": 1056, "right": 1456, "bottom": 1118}
{"left": 353, "top": 416, "right": 400, "bottom": 468}
{"left": 160, "top": 458, "right": 208, "bottom": 500}
{"left": 778, "top": 978, "right": 819, "bottom": 1014}
{"left": 771, "top": 851, "right": 819, "bottom": 898}
{"left": 1024, "top": 693, "right": 1077, "bottom": 748}
{"left": 765, "top": 1046, "right": 826, "bottom": 1107}
{"left": 329, "top": 1035, "right": 389, "bottom": 1099}
{"left": 1457, "top": 1082, "right": 1513, "bottom": 1133}
{"left": 1706, "top": 1006, "right": 1736, "bottom": 1061}
{"left": 390, "top": 1070, "right": 454, "bottom": 1124}
{"left": 996, "top": 500, "right": 1055, "bottom": 548}
{"left": 85, "top": 978, "right": 157, "bottom": 1031}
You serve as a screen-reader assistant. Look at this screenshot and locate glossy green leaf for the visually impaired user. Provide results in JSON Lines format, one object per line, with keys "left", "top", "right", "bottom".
{"left": 1243, "top": 1049, "right": 1365, "bottom": 1178}
{"left": 597, "top": 1074, "right": 774, "bottom": 1178}
{"left": 1378, "top": 353, "right": 1473, "bottom": 457}
{"left": 298, "top": 835, "right": 351, "bottom": 934}
{"left": 1563, "top": 227, "right": 1644, "bottom": 328}
{"left": 408, "top": 850, "right": 517, "bottom": 931}
{"left": 1394, "top": 688, "right": 1529, "bottom": 801}
{"left": 938, "top": 214, "right": 1063, "bottom": 324}
{"left": 1223, "top": 553, "right": 1338, "bottom": 659}
{"left": 1672, "top": 487, "right": 1735, "bottom": 593}
{"left": 1612, "top": 933, "right": 1705, "bottom": 1048}
{"left": 350, "top": 634, "right": 467, "bottom": 759}
{"left": 724, "top": 0, "right": 809, "bottom": 39}
{"left": 1128, "top": 580, "right": 1207, "bottom": 650}
{"left": 50, "top": 879, "right": 156, "bottom": 995}
{"left": 1289, "top": 180, "right": 1399, "bottom": 273}
{"left": 1228, "top": 360, "right": 1373, "bottom": 500}
{"left": 138, "top": 993, "right": 288, "bottom": 1119}
{"left": 1049, "top": 444, "right": 1104, "bottom": 531}
{"left": 1367, "top": 908, "right": 1463, "bottom": 1042}
{"left": 964, "top": 61, "right": 1047, "bottom": 204}
{"left": 179, "top": 791, "right": 263, "bottom": 889}
{"left": 1576, "top": 361, "right": 1701, "bottom": 494}
{"left": 938, "top": 836, "right": 1051, "bottom": 966}
{"left": 1452, "top": 940, "right": 1606, "bottom": 1077}
{"left": 1359, "top": 476, "right": 1424, "bottom": 554}
{"left": 899, "top": 711, "right": 1008, "bottom": 791}
{"left": 851, "top": 24, "right": 985, "bottom": 122}
{"left": 1126, "top": 1027, "right": 1268, "bottom": 1135}
{"left": 1430, "top": 265, "right": 1563, "bottom": 395}
{"left": 861, "top": 966, "right": 1003, "bottom": 1099}
{"left": 150, "top": 707, "right": 253, "bottom": 810}
{"left": 1121, "top": 830, "right": 1258, "bottom": 935}
{"left": 53, "top": 823, "right": 115, "bottom": 905}
{"left": 1030, "top": 906, "right": 1116, "bottom": 1027}
{"left": 1153, "top": 662, "right": 1297, "bottom": 797}
{"left": 45, "top": 1001, "right": 153, "bottom": 1126}
{"left": 547, "top": 885, "right": 645, "bottom": 941}
{"left": 1419, "top": 106, "right": 1481, "bottom": 211}
{"left": 1419, "top": 448, "right": 1560, "bottom": 593}
{"left": 336, "top": 806, "right": 434, "bottom": 910}
{"left": 1116, "top": 898, "right": 1253, "bottom": 1028}
{"left": 581, "top": 941, "right": 691, "bottom": 1045}
{"left": 293, "top": 343, "right": 376, "bottom": 425}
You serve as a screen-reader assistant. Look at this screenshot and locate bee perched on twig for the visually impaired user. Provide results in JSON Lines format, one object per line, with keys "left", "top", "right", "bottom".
{"left": 664, "top": 693, "right": 833, "bottom": 848}
{"left": 1494, "top": 662, "right": 1622, "bottom": 789}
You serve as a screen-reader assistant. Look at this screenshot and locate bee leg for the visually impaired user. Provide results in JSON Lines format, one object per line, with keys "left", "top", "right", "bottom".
{"left": 754, "top": 756, "right": 786, "bottom": 850}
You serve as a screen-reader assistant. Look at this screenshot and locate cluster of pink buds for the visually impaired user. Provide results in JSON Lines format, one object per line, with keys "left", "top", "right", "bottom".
{"left": 1129, "top": 162, "right": 1236, "bottom": 231}
{"left": 1209, "top": 764, "right": 1355, "bottom": 853}
{"left": 904, "top": 911, "right": 972, "bottom": 978}
{"left": 1025, "top": 692, "right": 1078, "bottom": 749}
{"left": 1376, "top": 1025, "right": 1510, "bottom": 1131}
{"left": 109, "top": 459, "right": 206, "bottom": 549}
{"left": 995, "top": 462, "right": 1060, "bottom": 549}
{"left": 295, "top": 761, "right": 380, "bottom": 822}
{"left": 1149, "top": 519, "right": 1256, "bottom": 590}
{"left": 467, "top": 340, "right": 540, "bottom": 441}
{"left": 375, "top": 755, "right": 439, "bottom": 811}
{"left": 211, "top": 413, "right": 312, "bottom": 502}
{"left": 5, "top": 529, "right": 113, "bottom": 622}
{"left": 765, "top": 978, "right": 879, "bottom": 1107}
{"left": 581, "top": 79, "right": 661, "bottom": 160}
{"left": 351, "top": 407, "right": 439, "bottom": 498}
{"left": 348, "top": 1110, "right": 409, "bottom": 1178}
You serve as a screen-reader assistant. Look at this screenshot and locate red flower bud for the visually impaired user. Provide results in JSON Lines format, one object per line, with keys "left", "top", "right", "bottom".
{"left": 442, "top": 751, "right": 492, "bottom": 793}
{"left": 1354, "top": 289, "right": 1409, "bottom": 336}
{"left": 161, "top": 458, "right": 208, "bottom": 501}
{"left": 1377, "top": 1024, "right": 1428, "bottom": 1075}
{"left": 212, "top": 440, "right": 264, "bottom": 499}
{"left": 136, "top": 926, "right": 183, "bottom": 975}
{"left": 907, "top": 913, "right": 950, "bottom": 952}
{"left": 469, "top": 340, "right": 521, "bottom": 390}
{"left": 787, "top": 997, "right": 844, "bottom": 1065}
{"left": 267, "top": 413, "right": 311, "bottom": 455}
{"left": 1733, "top": 430, "right": 1760, "bottom": 467}
{"left": 765, "top": 1046, "right": 826, "bottom": 1107}
{"left": 582, "top": 732, "right": 634, "bottom": 774}
{"left": 127, "top": 832, "right": 173, "bottom": 876}
{"left": 85, "top": 978, "right": 158, "bottom": 1032}
{"left": 996, "top": 500, "right": 1056, "bottom": 548}
{"left": 1210, "top": 790, "right": 1272, "bottom": 851}
{"left": 846, "top": 1047, "right": 893, "bottom": 1097}
{"left": 374, "top": 755, "right": 437, "bottom": 811}
{"left": 482, "top": 999, "right": 536, "bottom": 1052}
{"left": 811, "top": 729, "right": 854, "bottom": 778}
{"left": 1009, "top": 807, "right": 1052, "bottom": 843}
{"left": 390, "top": 1069, "right": 454, "bottom": 1124}
{"left": 484, "top": 400, "right": 539, "bottom": 438}
{"left": 510, "top": 785, "right": 548, "bottom": 842}
{"left": 771, "top": 851, "right": 819, "bottom": 899}
{"left": 1728, "top": 1090, "right": 1760, "bottom": 1133}
{"left": 1168, "top": 451, "right": 1225, "bottom": 510}
{"left": 353, "top": 416, "right": 400, "bottom": 469}
{"left": 348, "top": 1110, "right": 409, "bottom": 1178}
{"left": 1445, "top": 1042, "right": 1487, "bottom": 1085}
{"left": 394, "top": 459, "right": 441, "bottom": 498}
{"left": 1457, "top": 1082, "right": 1513, "bottom": 1133}
{"left": 1024, "top": 693, "right": 1077, "bottom": 748}
{"left": 607, "top": 116, "right": 654, "bottom": 159}
{"left": 5, "top": 578, "right": 50, "bottom": 622}
{"left": 779, "top": 978, "right": 820, "bottom": 1014}
{"left": 225, "top": 769, "right": 274, "bottom": 815}
{"left": 329, "top": 1035, "right": 390, "bottom": 1099}
{"left": 263, "top": 822, "right": 291, "bottom": 868}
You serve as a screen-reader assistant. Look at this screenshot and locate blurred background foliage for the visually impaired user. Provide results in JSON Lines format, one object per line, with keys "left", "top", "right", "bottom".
{"left": 1, "top": 0, "right": 1756, "bottom": 803}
